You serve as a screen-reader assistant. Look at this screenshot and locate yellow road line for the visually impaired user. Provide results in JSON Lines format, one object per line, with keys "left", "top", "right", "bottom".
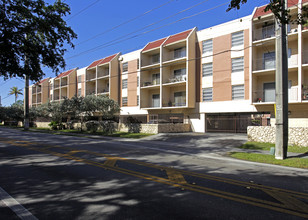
{"left": 166, "top": 169, "right": 187, "bottom": 185}
{"left": 103, "top": 158, "right": 117, "bottom": 167}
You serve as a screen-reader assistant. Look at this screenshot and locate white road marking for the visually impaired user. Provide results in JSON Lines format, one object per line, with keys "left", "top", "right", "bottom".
{"left": 0, "top": 186, "right": 38, "bottom": 220}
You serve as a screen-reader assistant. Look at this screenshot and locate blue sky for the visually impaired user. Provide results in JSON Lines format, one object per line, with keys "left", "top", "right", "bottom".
{"left": 0, "top": 0, "right": 269, "bottom": 106}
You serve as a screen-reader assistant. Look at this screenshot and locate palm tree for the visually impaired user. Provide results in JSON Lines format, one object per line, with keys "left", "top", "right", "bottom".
{"left": 8, "top": 86, "right": 23, "bottom": 103}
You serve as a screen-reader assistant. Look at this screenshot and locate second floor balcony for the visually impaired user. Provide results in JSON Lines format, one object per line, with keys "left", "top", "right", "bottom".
{"left": 253, "top": 54, "right": 298, "bottom": 72}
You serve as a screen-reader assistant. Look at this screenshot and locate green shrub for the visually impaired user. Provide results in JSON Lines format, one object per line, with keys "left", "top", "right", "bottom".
{"left": 48, "top": 121, "right": 58, "bottom": 130}
{"left": 85, "top": 120, "right": 100, "bottom": 133}
{"left": 124, "top": 116, "right": 141, "bottom": 133}
{"left": 100, "top": 120, "right": 116, "bottom": 134}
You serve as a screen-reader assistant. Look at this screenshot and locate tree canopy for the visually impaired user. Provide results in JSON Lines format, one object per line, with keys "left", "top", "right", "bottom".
{"left": 227, "top": 0, "right": 308, "bottom": 24}
{"left": 0, "top": 0, "right": 77, "bottom": 81}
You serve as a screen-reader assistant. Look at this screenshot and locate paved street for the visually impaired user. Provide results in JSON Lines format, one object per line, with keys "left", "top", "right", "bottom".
{"left": 0, "top": 127, "right": 307, "bottom": 219}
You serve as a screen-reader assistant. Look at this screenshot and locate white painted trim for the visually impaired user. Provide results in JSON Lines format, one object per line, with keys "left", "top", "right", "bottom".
{"left": 0, "top": 186, "right": 38, "bottom": 220}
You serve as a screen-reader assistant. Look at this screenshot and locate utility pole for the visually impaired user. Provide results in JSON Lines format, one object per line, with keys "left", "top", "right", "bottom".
{"left": 24, "top": 74, "right": 29, "bottom": 130}
{"left": 275, "top": 0, "right": 288, "bottom": 159}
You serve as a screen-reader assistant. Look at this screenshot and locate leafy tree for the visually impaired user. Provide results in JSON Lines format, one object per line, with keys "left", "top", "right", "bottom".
{"left": 0, "top": 101, "right": 24, "bottom": 125}
{"left": 0, "top": 0, "right": 77, "bottom": 81}
{"left": 81, "top": 95, "right": 120, "bottom": 120}
{"left": 227, "top": 0, "right": 308, "bottom": 24}
{"left": 8, "top": 86, "right": 23, "bottom": 103}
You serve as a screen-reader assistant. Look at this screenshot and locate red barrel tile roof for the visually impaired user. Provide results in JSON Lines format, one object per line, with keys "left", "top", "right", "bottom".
{"left": 56, "top": 68, "right": 76, "bottom": 79}
{"left": 163, "top": 29, "right": 193, "bottom": 46}
{"left": 142, "top": 38, "right": 167, "bottom": 52}
{"left": 253, "top": 1, "right": 299, "bottom": 18}
{"left": 87, "top": 53, "right": 118, "bottom": 69}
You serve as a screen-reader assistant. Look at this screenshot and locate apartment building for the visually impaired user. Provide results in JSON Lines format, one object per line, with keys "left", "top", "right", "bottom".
{"left": 251, "top": 0, "right": 308, "bottom": 127}
{"left": 29, "top": 1, "right": 308, "bottom": 133}
{"left": 85, "top": 53, "right": 120, "bottom": 102}
{"left": 50, "top": 68, "right": 77, "bottom": 102}
{"left": 29, "top": 78, "right": 50, "bottom": 107}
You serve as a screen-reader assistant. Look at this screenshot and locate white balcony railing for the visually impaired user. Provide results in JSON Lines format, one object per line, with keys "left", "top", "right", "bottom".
{"left": 253, "top": 25, "right": 275, "bottom": 41}
{"left": 253, "top": 55, "right": 298, "bottom": 71}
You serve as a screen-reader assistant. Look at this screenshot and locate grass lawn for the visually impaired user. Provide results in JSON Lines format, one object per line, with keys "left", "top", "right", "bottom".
{"left": 229, "top": 152, "right": 308, "bottom": 169}
{"left": 238, "top": 141, "right": 308, "bottom": 154}
{"left": 106, "top": 132, "right": 153, "bottom": 139}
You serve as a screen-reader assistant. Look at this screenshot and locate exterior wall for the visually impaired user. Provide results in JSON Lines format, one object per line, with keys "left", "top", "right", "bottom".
{"left": 244, "top": 29, "right": 250, "bottom": 100}
{"left": 127, "top": 59, "right": 138, "bottom": 106}
{"left": 120, "top": 50, "right": 141, "bottom": 109}
{"left": 247, "top": 126, "right": 308, "bottom": 147}
{"left": 77, "top": 67, "right": 86, "bottom": 97}
{"left": 29, "top": 87, "right": 32, "bottom": 107}
{"left": 68, "top": 70, "right": 77, "bottom": 98}
{"left": 189, "top": 112, "right": 206, "bottom": 132}
{"left": 110, "top": 54, "right": 120, "bottom": 102}
{"left": 187, "top": 29, "right": 196, "bottom": 108}
{"left": 213, "top": 34, "right": 232, "bottom": 101}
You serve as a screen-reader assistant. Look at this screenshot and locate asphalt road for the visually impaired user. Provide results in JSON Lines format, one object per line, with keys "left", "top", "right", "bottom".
{"left": 0, "top": 127, "right": 307, "bottom": 220}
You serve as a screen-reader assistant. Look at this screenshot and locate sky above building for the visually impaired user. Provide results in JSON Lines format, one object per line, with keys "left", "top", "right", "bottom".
{"left": 0, "top": 0, "right": 269, "bottom": 106}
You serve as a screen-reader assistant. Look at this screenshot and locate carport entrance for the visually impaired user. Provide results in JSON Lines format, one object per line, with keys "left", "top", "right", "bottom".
{"left": 205, "top": 113, "right": 266, "bottom": 133}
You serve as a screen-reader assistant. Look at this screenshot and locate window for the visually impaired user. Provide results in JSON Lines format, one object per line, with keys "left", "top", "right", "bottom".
{"left": 202, "top": 88, "right": 213, "bottom": 101}
{"left": 232, "top": 85, "right": 244, "bottom": 100}
{"left": 149, "top": 114, "right": 158, "bottom": 124}
{"left": 137, "top": 76, "right": 139, "bottom": 87}
{"left": 262, "top": 23, "right": 275, "bottom": 39}
{"left": 263, "top": 82, "right": 275, "bottom": 102}
{"left": 232, "top": 57, "right": 244, "bottom": 72}
{"left": 50, "top": 94, "right": 53, "bottom": 101}
{"left": 137, "top": 59, "right": 140, "bottom": 69}
{"left": 202, "top": 63, "right": 213, "bottom": 77}
{"left": 232, "top": 31, "right": 244, "bottom": 47}
{"left": 174, "top": 68, "right": 186, "bottom": 81}
{"left": 77, "top": 75, "right": 82, "bottom": 83}
{"left": 122, "top": 79, "right": 127, "bottom": 89}
{"left": 137, "top": 95, "right": 139, "bottom": 106}
{"left": 263, "top": 52, "right": 275, "bottom": 69}
{"left": 122, "top": 62, "right": 128, "bottom": 72}
{"left": 122, "top": 97, "right": 128, "bottom": 106}
{"left": 174, "top": 91, "right": 186, "bottom": 106}
{"left": 152, "top": 73, "right": 160, "bottom": 85}
{"left": 151, "top": 54, "right": 160, "bottom": 64}
{"left": 174, "top": 47, "right": 186, "bottom": 59}
{"left": 202, "top": 39, "right": 213, "bottom": 54}
{"left": 152, "top": 94, "right": 160, "bottom": 107}
{"left": 77, "top": 88, "right": 81, "bottom": 96}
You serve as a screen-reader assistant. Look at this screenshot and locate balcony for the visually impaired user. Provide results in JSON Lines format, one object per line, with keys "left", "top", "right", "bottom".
{"left": 141, "top": 50, "right": 161, "bottom": 70}
{"left": 97, "top": 88, "right": 109, "bottom": 94}
{"left": 253, "top": 86, "right": 298, "bottom": 104}
{"left": 253, "top": 25, "right": 275, "bottom": 42}
{"left": 61, "top": 81, "right": 67, "bottom": 87}
{"left": 141, "top": 79, "right": 160, "bottom": 88}
{"left": 86, "top": 72, "right": 96, "bottom": 81}
{"left": 163, "top": 46, "right": 186, "bottom": 64}
{"left": 97, "top": 67, "right": 109, "bottom": 78}
{"left": 302, "top": 50, "right": 308, "bottom": 65}
{"left": 163, "top": 76, "right": 186, "bottom": 85}
{"left": 163, "top": 101, "right": 186, "bottom": 107}
{"left": 253, "top": 54, "right": 298, "bottom": 72}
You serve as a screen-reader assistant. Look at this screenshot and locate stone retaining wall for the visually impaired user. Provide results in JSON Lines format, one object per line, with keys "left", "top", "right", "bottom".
{"left": 118, "top": 123, "right": 191, "bottom": 134}
{"left": 247, "top": 126, "right": 308, "bottom": 147}
{"left": 35, "top": 121, "right": 191, "bottom": 134}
